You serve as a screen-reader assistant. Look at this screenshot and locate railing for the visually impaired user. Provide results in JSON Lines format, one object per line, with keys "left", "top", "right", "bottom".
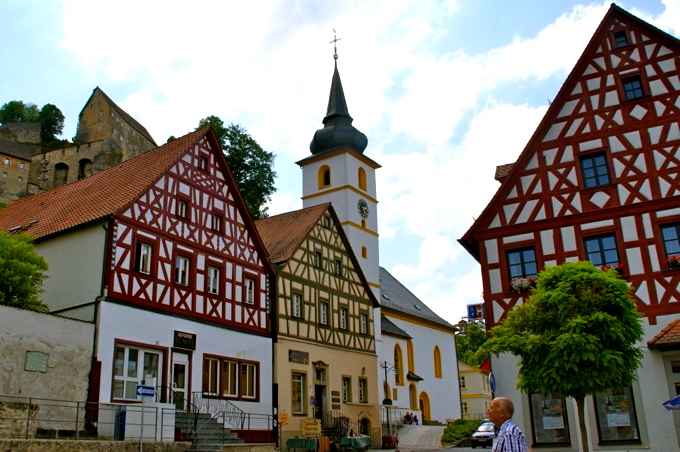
{"left": 190, "top": 391, "right": 247, "bottom": 430}
{"left": 0, "top": 394, "right": 176, "bottom": 441}
{"left": 321, "top": 410, "right": 361, "bottom": 438}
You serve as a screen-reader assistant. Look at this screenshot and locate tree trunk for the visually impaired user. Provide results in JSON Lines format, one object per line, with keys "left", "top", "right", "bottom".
{"left": 576, "top": 397, "right": 590, "bottom": 452}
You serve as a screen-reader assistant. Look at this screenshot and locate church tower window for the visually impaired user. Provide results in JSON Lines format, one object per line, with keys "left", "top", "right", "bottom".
{"left": 358, "top": 167, "right": 367, "bottom": 190}
{"left": 318, "top": 165, "right": 331, "bottom": 188}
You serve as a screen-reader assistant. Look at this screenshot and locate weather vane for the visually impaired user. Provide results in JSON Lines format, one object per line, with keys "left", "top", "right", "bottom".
{"left": 330, "top": 29, "right": 341, "bottom": 60}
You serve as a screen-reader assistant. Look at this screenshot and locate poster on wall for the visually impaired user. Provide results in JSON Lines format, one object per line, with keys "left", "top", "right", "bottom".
{"left": 541, "top": 397, "right": 565, "bottom": 430}
{"left": 605, "top": 395, "right": 631, "bottom": 427}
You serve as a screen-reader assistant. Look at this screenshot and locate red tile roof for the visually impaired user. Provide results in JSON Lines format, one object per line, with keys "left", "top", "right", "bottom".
{"left": 648, "top": 319, "right": 680, "bottom": 351}
{"left": 494, "top": 163, "right": 515, "bottom": 182}
{"left": 0, "top": 128, "right": 211, "bottom": 240}
{"left": 255, "top": 203, "right": 331, "bottom": 264}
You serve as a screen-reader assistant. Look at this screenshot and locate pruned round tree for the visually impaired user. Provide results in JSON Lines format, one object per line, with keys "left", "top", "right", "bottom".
{"left": 484, "top": 261, "right": 644, "bottom": 452}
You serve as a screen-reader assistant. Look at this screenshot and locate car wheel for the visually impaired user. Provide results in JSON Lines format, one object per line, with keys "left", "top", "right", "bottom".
{"left": 471, "top": 441, "right": 477, "bottom": 449}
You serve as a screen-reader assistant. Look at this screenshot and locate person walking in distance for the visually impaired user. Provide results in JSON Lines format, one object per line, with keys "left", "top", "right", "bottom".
{"left": 487, "top": 397, "right": 528, "bottom": 452}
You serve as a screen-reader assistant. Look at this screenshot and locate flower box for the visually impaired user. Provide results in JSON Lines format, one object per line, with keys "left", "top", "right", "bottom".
{"left": 667, "top": 255, "right": 680, "bottom": 271}
{"left": 600, "top": 263, "right": 625, "bottom": 277}
{"left": 510, "top": 277, "right": 536, "bottom": 293}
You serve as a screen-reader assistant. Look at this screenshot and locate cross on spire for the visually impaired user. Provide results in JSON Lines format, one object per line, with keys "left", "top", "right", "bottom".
{"left": 330, "top": 29, "right": 341, "bottom": 60}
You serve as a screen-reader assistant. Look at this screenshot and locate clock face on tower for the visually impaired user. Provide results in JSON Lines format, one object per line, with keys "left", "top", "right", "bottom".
{"left": 358, "top": 198, "right": 369, "bottom": 219}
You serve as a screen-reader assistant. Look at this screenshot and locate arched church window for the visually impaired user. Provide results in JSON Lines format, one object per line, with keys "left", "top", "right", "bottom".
{"left": 318, "top": 165, "right": 331, "bottom": 188}
{"left": 434, "top": 346, "right": 442, "bottom": 378}
{"left": 394, "top": 344, "right": 404, "bottom": 386}
{"left": 358, "top": 167, "right": 367, "bottom": 190}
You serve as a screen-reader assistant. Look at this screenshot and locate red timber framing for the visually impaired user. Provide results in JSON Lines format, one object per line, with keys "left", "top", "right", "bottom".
{"left": 460, "top": 5, "right": 680, "bottom": 327}
{"left": 106, "top": 134, "right": 271, "bottom": 334}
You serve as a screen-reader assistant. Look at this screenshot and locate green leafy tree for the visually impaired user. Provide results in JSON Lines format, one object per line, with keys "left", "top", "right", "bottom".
{"left": 0, "top": 231, "right": 49, "bottom": 312}
{"left": 196, "top": 116, "right": 276, "bottom": 219}
{"left": 455, "top": 320, "right": 488, "bottom": 366}
{"left": 0, "top": 100, "right": 64, "bottom": 142}
{"left": 484, "top": 261, "right": 644, "bottom": 452}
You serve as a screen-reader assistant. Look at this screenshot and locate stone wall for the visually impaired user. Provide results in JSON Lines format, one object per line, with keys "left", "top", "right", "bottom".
{"left": 0, "top": 305, "right": 94, "bottom": 402}
{"left": 0, "top": 122, "right": 41, "bottom": 144}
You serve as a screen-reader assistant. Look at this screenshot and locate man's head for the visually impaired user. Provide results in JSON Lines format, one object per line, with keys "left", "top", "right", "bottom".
{"left": 488, "top": 397, "right": 515, "bottom": 428}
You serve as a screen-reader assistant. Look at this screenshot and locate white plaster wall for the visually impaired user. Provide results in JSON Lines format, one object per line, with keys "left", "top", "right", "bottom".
{"left": 36, "top": 223, "right": 107, "bottom": 320}
{"left": 96, "top": 301, "right": 272, "bottom": 416}
{"left": 0, "top": 305, "right": 94, "bottom": 400}
{"left": 380, "top": 317, "right": 461, "bottom": 423}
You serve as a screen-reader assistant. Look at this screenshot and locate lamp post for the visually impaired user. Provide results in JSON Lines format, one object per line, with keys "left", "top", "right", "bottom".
{"left": 381, "top": 361, "right": 398, "bottom": 437}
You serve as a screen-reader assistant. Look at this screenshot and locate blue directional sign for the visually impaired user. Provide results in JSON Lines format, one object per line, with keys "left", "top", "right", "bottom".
{"left": 136, "top": 385, "right": 155, "bottom": 397}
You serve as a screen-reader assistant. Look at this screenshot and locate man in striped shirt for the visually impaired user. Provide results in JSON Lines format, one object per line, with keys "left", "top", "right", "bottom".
{"left": 488, "top": 397, "right": 529, "bottom": 452}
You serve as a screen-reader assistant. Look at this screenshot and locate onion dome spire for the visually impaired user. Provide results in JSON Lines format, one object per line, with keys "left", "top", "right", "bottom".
{"left": 310, "top": 31, "right": 368, "bottom": 155}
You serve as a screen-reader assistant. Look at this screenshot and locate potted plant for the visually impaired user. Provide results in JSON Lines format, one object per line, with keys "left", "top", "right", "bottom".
{"left": 600, "top": 262, "right": 625, "bottom": 277}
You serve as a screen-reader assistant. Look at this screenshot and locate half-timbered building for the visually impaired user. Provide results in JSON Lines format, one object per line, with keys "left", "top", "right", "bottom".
{"left": 255, "top": 203, "right": 380, "bottom": 444}
{"left": 460, "top": 5, "right": 680, "bottom": 450}
{"left": 0, "top": 128, "right": 275, "bottom": 440}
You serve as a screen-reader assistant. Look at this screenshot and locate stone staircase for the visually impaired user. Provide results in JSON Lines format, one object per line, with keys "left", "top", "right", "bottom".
{"left": 176, "top": 411, "right": 244, "bottom": 451}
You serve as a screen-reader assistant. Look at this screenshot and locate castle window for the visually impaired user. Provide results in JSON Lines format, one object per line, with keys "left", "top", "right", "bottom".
{"left": 78, "top": 158, "right": 93, "bottom": 180}
{"left": 358, "top": 167, "right": 367, "bottom": 190}
{"left": 622, "top": 74, "right": 644, "bottom": 100}
{"left": 579, "top": 151, "right": 611, "bottom": 188}
{"left": 318, "top": 165, "right": 331, "bottom": 188}
{"left": 2, "top": 158, "right": 10, "bottom": 165}
{"left": 18, "top": 162, "right": 26, "bottom": 169}
{"left": 506, "top": 247, "right": 538, "bottom": 280}
{"left": 584, "top": 233, "right": 619, "bottom": 267}
{"left": 54, "top": 163, "right": 69, "bottom": 187}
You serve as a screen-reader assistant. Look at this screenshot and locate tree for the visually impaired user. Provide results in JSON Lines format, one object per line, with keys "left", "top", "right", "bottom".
{"left": 38, "top": 103, "right": 65, "bottom": 142}
{"left": 0, "top": 231, "right": 49, "bottom": 312}
{"left": 455, "top": 320, "right": 488, "bottom": 366}
{"left": 196, "top": 117, "right": 276, "bottom": 219}
{"left": 0, "top": 100, "right": 65, "bottom": 142}
{"left": 483, "top": 261, "right": 643, "bottom": 452}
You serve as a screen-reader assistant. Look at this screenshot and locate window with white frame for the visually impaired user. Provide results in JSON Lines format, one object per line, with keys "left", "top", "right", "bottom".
{"left": 342, "top": 376, "right": 352, "bottom": 402}
{"left": 339, "top": 307, "right": 348, "bottom": 330}
{"left": 244, "top": 277, "right": 256, "bottom": 304}
{"left": 134, "top": 241, "right": 153, "bottom": 274}
{"left": 292, "top": 293, "right": 303, "bottom": 318}
{"left": 459, "top": 375, "right": 466, "bottom": 389}
{"left": 360, "top": 313, "right": 368, "bottom": 334}
{"left": 320, "top": 301, "right": 329, "bottom": 325}
{"left": 292, "top": 372, "right": 306, "bottom": 414}
{"left": 212, "top": 213, "right": 223, "bottom": 232}
{"left": 201, "top": 356, "right": 258, "bottom": 400}
{"left": 314, "top": 251, "right": 322, "bottom": 268}
{"left": 176, "top": 198, "right": 190, "bottom": 219}
{"left": 334, "top": 258, "right": 343, "bottom": 276}
{"left": 113, "top": 344, "right": 162, "bottom": 400}
{"left": 358, "top": 377, "right": 368, "bottom": 403}
{"left": 207, "top": 265, "right": 221, "bottom": 294}
{"left": 175, "top": 255, "right": 190, "bottom": 285}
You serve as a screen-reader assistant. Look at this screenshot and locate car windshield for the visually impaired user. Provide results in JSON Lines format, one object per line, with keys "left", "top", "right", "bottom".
{"left": 478, "top": 423, "right": 495, "bottom": 432}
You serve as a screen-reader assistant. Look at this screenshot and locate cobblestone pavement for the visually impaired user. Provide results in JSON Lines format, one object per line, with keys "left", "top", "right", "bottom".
{"left": 377, "top": 425, "right": 447, "bottom": 452}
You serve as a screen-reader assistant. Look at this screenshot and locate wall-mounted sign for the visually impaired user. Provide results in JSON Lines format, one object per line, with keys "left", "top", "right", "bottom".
{"left": 289, "top": 350, "right": 309, "bottom": 364}
{"left": 173, "top": 331, "right": 196, "bottom": 350}
{"left": 25, "top": 351, "right": 48, "bottom": 372}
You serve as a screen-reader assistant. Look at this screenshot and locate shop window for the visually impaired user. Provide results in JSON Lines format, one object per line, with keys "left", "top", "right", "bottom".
{"left": 113, "top": 344, "right": 162, "bottom": 401}
{"left": 201, "top": 356, "right": 259, "bottom": 400}
{"left": 292, "top": 372, "right": 307, "bottom": 414}
{"left": 529, "top": 393, "right": 570, "bottom": 446}
{"left": 593, "top": 387, "right": 641, "bottom": 443}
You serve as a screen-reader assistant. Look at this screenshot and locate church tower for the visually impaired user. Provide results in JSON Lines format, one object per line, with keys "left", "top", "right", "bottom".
{"left": 297, "top": 51, "right": 381, "bottom": 298}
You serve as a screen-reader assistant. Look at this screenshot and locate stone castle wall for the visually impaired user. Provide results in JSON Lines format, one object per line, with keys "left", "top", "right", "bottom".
{"left": 0, "top": 122, "right": 41, "bottom": 144}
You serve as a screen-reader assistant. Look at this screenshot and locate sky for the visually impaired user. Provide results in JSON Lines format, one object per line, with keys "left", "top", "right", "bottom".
{"left": 1, "top": 0, "right": 678, "bottom": 326}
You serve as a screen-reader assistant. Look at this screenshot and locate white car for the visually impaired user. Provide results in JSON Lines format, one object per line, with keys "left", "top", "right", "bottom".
{"left": 471, "top": 421, "right": 496, "bottom": 449}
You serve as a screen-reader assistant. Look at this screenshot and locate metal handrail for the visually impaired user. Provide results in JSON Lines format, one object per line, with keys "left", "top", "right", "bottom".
{"left": 190, "top": 391, "right": 247, "bottom": 431}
